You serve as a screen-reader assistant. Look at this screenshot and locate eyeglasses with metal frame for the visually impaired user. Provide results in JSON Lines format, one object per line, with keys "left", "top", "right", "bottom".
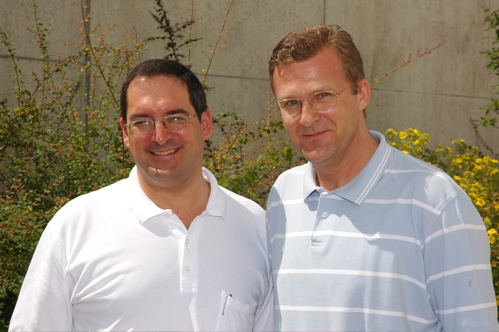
{"left": 276, "top": 81, "right": 357, "bottom": 118}
{"left": 125, "top": 114, "right": 198, "bottom": 135}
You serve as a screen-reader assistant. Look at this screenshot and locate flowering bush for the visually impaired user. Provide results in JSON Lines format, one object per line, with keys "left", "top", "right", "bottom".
{"left": 386, "top": 128, "right": 499, "bottom": 303}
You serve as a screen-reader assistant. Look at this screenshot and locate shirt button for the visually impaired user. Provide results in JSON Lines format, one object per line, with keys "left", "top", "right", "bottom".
{"left": 185, "top": 238, "right": 190, "bottom": 245}
{"left": 163, "top": 214, "right": 169, "bottom": 219}
{"left": 184, "top": 265, "right": 191, "bottom": 272}
{"left": 322, "top": 211, "right": 329, "bottom": 218}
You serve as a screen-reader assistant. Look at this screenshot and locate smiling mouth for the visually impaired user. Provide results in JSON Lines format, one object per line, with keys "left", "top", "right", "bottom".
{"left": 303, "top": 131, "right": 326, "bottom": 139}
{"left": 152, "top": 148, "right": 179, "bottom": 156}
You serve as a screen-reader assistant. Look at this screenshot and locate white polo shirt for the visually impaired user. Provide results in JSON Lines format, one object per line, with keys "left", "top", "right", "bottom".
{"left": 10, "top": 167, "right": 273, "bottom": 331}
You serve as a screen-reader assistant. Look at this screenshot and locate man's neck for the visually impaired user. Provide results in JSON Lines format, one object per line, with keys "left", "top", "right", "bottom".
{"left": 138, "top": 171, "right": 211, "bottom": 229}
{"left": 315, "top": 133, "right": 379, "bottom": 191}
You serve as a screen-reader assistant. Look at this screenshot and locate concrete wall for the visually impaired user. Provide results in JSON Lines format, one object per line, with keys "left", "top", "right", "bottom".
{"left": 1, "top": 0, "right": 498, "bottom": 152}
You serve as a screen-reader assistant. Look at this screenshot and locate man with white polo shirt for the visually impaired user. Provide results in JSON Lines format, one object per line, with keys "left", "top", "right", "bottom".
{"left": 10, "top": 59, "right": 273, "bottom": 331}
{"left": 266, "top": 25, "right": 498, "bottom": 331}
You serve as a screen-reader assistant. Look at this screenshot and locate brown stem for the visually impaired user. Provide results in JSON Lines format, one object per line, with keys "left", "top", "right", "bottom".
{"left": 201, "top": 0, "right": 234, "bottom": 83}
{"left": 371, "top": 40, "right": 448, "bottom": 87}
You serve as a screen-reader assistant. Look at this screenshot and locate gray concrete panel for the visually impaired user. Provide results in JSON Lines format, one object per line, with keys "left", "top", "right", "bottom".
{"left": 1, "top": 0, "right": 498, "bottom": 153}
{"left": 0, "top": 0, "right": 81, "bottom": 59}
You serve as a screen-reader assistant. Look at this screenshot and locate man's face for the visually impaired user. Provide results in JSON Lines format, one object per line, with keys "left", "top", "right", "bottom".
{"left": 272, "top": 47, "right": 370, "bottom": 171}
{"left": 120, "top": 75, "right": 212, "bottom": 190}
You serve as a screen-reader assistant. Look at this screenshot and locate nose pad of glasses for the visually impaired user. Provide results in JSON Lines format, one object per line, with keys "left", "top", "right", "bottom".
{"left": 152, "top": 121, "right": 170, "bottom": 143}
{"left": 298, "top": 101, "right": 320, "bottom": 126}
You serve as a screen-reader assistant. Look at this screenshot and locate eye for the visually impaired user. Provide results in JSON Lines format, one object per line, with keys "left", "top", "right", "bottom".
{"left": 166, "top": 115, "right": 187, "bottom": 123}
{"left": 315, "top": 91, "right": 334, "bottom": 99}
{"left": 282, "top": 99, "right": 301, "bottom": 108}
{"left": 133, "top": 119, "right": 153, "bottom": 127}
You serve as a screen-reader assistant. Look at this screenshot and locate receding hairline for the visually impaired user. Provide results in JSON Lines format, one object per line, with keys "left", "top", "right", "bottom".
{"left": 270, "top": 45, "right": 347, "bottom": 91}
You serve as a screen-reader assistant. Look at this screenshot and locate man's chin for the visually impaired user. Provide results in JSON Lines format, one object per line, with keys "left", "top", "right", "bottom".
{"left": 148, "top": 166, "right": 173, "bottom": 177}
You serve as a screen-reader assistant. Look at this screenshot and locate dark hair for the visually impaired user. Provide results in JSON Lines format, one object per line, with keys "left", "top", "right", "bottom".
{"left": 120, "top": 59, "right": 208, "bottom": 120}
{"left": 269, "top": 25, "right": 365, "bottom": 94}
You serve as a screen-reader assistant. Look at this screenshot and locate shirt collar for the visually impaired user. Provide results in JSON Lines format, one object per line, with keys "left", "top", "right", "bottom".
{"left": 303, "top": 130, "right": 392, "bottom": 205}
{"left": 201, "top": 167, "right": 225, "bottom": 219}
{"left": 126, "top": 166, "right": 224, "bottom": 225}
{"left": 126, "top": 166, "right": 166, "bottom": 224}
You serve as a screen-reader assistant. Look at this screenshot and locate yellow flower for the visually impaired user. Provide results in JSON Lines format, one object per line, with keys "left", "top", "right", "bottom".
{"left": 489, "top": 229, "right": 498, "bottom": 244}
{"left": 494, "top": 203, "right": 499, "bottom": 211}
{"left": 413, "top": 129, "right": 421, "bottom": 136}
{"left": 399, "top": 131, "right": 408, "bottom": 139}
{"left": 454, "top": 175, "right": 461, "bottom": 181}
{"left": 475, "top": 197, "right": 486, "bottom": 207}
{"left": 454, "top": 158, "right": 463, "bottom": 164}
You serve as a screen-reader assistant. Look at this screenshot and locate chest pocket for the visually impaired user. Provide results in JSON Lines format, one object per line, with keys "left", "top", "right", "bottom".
{"left": 215, "top": 290, "right": 257, "bottom": 331}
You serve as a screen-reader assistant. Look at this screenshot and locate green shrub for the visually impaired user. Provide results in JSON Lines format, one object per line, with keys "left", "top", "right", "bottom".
{"left": 471, "top": 9, "right": 499, "bottom": 158}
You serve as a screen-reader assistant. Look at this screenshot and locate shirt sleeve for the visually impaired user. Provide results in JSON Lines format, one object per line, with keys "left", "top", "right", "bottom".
{"left": 252, "top": 208, "right": 275, "bottom": 332}
{"left": 425, "top": 196, "right": 499, "bottom": 331}
{"left": 252, "top": 272, "right": 274, "bottom": 331}
{"left": 9, "top": 220, "right": 73, "bottom": 331}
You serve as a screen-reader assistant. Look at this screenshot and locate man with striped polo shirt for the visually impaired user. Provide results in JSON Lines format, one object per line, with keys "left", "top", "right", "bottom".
{"left": 267, "top": 24, "right": 498, "bottom": 331}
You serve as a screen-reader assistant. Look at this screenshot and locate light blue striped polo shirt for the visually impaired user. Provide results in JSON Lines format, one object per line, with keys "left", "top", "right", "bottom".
{"left": 266, "top": 131, "right": 498, "bottom": 331}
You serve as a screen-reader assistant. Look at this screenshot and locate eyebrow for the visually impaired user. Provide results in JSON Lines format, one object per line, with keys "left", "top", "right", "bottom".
{"left": 129, "top": 109, "right": 189, "bottom": 120}
{"left": 279, "top": 89, "right": 338, "bottom": 101}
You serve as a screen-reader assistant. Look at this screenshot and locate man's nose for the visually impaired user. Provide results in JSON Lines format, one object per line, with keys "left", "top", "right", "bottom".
{"left": 298, "top": 102, "right": 319, "bottom": 127}
{"left": 152, "top": 121, "right": 171, "bottom": 144}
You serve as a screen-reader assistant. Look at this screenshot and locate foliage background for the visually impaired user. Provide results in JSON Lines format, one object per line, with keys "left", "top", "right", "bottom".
{"left": 0, "top": 1, "right": 498, "bottom": 330}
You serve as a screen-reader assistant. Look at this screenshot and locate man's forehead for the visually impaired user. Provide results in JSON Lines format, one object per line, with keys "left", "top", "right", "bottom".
{"left": 130, "top": 74, "right": 183, "bottom": 86}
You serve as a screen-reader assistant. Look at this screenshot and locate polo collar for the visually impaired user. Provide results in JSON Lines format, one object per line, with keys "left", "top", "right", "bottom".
{"left": 201, "top": 167, "right": 225, "bottom": 219}
{"left": 126, "top": 167, "right": 165, "bottom": 225}
{"left": 303, "top": 131, "right": 392, "bottom": 205}
{"left": 126, "top": 166, "right": 225, "bottom": 225}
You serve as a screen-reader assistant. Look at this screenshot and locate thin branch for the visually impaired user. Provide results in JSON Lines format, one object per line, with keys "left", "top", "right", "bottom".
{"left": 79, "top": 0, "right": 119, "bottom": 108}
{"left": 188, "top": 0, "right": 195, "bottom": 67}
{"left": 371, "top": 40, "right": 448, "bottom": 87}
{"left": 201, "top": 0, "right": 234, "bottom": 83}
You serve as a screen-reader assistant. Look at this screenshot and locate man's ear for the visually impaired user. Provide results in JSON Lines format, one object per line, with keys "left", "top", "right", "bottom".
{"left": 119, "top": 118, "right": 130, "bottom": 148}
{"left": 200, "top": 109, "right": 213, "bottom": 141}
{"left": 357, "top": 79, "right": 371, "bottom": 113}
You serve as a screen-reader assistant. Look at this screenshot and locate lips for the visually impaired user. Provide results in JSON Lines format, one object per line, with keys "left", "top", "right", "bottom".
{"left": 152, "top": 148, "right": 179, "bottom": 156}
{"left": 302, "top": 130, "right": 327, "bottom": 140}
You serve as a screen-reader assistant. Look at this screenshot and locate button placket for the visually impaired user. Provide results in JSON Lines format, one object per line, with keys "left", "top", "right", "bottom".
{"left": 311, "top": 193, "right": 332, "bottom": 245}
{"left": 180, "top": 227, "right": 200, "bottom": 293}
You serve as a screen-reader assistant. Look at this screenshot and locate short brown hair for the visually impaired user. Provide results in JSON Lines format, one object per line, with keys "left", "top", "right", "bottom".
{"left": 120, "top": 59, "right": 208, "bottom": 121}
{"left": 269, "top": 25, "right": 365, "bottom": 94}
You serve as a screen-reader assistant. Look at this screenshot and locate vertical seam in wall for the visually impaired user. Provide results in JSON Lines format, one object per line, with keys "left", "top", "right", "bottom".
{"left": 323, "top": 0, "right": 326, "bottom": 25}
{"left": 84, "top": 0, "right": 91, "bottom": 130}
